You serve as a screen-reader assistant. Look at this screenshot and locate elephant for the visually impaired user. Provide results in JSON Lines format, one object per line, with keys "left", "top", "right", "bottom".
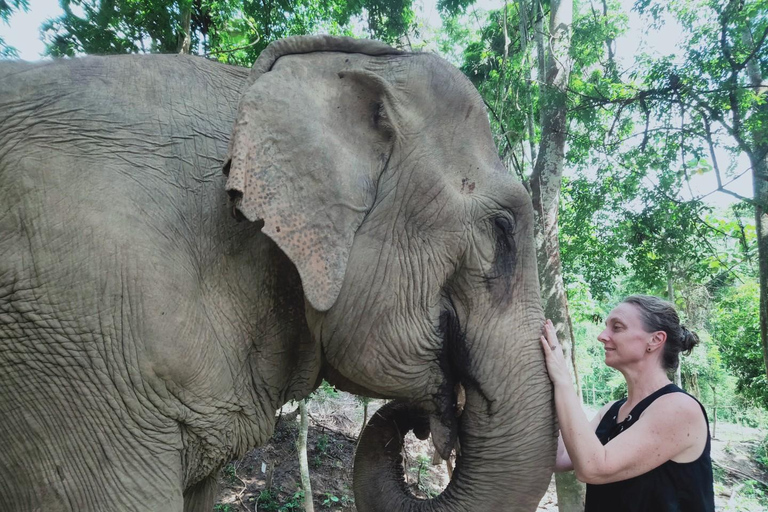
{"left": 0, "top": 36, "right": 555, "bottom": 511}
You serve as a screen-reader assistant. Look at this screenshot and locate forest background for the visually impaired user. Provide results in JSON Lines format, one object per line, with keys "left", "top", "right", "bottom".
{"left": 1, "top": 0, "right": 766, "bottom": 510}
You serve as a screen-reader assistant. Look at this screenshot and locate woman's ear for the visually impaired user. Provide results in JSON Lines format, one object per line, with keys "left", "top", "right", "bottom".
{"left": 649, "top": 331, "right": 667, "bottom": 351}
{"left": 224, "top": 51, "right": 397, "bottom": 312}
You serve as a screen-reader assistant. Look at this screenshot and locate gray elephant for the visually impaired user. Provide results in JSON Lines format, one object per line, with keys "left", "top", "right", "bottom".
{"left": 0, "top": 36, "right": 555, "bottom": 511}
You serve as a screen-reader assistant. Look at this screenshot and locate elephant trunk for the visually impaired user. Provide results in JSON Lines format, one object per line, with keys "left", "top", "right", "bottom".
{"left": 354, "top": 379, "right": 555, "bottom": 511}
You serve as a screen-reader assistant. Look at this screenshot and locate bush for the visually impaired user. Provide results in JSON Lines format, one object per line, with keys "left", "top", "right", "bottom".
{"left": 756, "top": 432, "right": 768, "bottom": 472}
{"left": 710, "top": 283, "right": 767, "bottom": 408}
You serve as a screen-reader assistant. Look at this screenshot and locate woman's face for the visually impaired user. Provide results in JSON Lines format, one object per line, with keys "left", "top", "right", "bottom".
{"left": 597, "top": 303, "right": 654, "bottom": 369}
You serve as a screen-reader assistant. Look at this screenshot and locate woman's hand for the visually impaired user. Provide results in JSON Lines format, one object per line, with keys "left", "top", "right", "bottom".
{"left": 540, "top": 319, "right": 572, "bottom": 388}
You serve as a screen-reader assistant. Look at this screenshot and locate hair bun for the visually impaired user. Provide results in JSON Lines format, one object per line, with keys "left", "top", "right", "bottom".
{"left": 680, "top": 326, "right": 700, "bottom": 354}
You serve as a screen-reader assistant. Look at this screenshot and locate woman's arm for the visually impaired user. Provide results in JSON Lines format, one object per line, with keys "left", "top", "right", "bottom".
{"left": 554, "top": 433, "right": 572, "bottom": 473}
{"left": 541, "top": 321, "right": 706, "bottom": 484}
{"left": 554, "top": 403, "right": 613, "bottom": 473}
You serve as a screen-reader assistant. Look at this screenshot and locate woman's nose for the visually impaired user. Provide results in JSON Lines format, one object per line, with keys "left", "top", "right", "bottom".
{"left": 597, "top": 329, "right": 608, "bottom": 343}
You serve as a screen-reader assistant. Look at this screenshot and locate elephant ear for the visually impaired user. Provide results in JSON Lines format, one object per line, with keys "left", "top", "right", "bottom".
{"left": 224, "top": 46, "right": 399, "bottom": 312}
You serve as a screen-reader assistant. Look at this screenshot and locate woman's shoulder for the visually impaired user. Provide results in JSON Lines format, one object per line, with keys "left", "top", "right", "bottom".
{"left": 642, "top": 390, "right": 706, "bottom": 424}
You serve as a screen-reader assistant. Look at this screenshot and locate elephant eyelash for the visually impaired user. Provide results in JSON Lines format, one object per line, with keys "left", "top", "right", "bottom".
{"left": 481, "top": 216, "right": 517, "bottom": 301}
{"left": 372, "top": 102, "right": 386, "bottom": 125}
{"left": 372, "top": 101, "right": 394, "bottom": 134}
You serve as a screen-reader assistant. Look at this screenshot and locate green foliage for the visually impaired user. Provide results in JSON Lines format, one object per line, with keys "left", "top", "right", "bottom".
{"left": 40, "top": 0, "right": 416, "bottom": 64}
{"left": 573, "top": 318, "right": 625, "bottom": 407}
{"left": 457, "top": 1, "right": 548, "bottom": 172}
{"left": 312, "top": 380, "right": 340, "bottom": 403}
{"left": 740, "top": 480, "right": 768, "bottom": 507}
{"left": 715, "top": 471, "right": 768, "bottom": 511}
{"left": 756, "top": 432, "right": 768, "bottom": 471}
{"left": 321, "top": 491, "right": 352, "bottom": 509}
{"left": 415, "top": 453, "right": 431, "bottom": 477}
{"left": 257, "top": 488, "right": 305, "bottom": 511}
{"left": 710, "top": 281, "right": 767, "bottom": 407}
{"left": 257, "top": 489, "right": 280, "bottom": 510}
{"left": 316, "top": 433, "right": 329, "bottom": 453}
{"left": 213, "top": 504, "right": 237, "bottom": 512}
{"left": 0, "top": 0, "right": 28, "bottom": 57}
{"left": 43, "top": 0, "right": 196, "bottom": 56}
{"left": 0, "top": 0, "right": 27, "bottom": 22}
{"left": 681, "top": 331, "right": 728, "bottom": 400}
{"left": 311, "top": 432, "right": 330, "bottom": 467}
{"left": 222, "top": 462, "right": 238, "bottom": 485}
{"left": 449, "top": 0, "right": 767, "bottom": 421}
{"left": 559, "top": 175, "right": 629, "bottom": 302}
{"left": 355, "top": 395, "right": 372, "bottom": 406}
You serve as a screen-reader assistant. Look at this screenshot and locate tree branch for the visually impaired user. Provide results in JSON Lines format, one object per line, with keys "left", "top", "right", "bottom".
{"left": 693, "top": 166, "right": 755, "bottom": 204}
{"left": 202, "top": 34, "right": 261, "bottom": 57}
{"left": 640, "top": 98, "right": 650, "bottom": 151}
{"left": 738, "top": 23, "right": 768, "bottom": 73}
{"left": 702, "top": 114, "right": 723, "bottom": 189}
{"left": 484, "top": 98, "right": 526, "bottom": 182}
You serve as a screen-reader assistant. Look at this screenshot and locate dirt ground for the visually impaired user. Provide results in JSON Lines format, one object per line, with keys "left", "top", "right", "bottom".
{"left": 214, "top": 392, "right": 768, "bottom": 512}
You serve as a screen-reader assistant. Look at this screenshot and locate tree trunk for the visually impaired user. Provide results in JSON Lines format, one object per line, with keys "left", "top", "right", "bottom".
{"left": 710, "top": 384, "right": 718, "bottom": 440}
{"left": 357, "top": 398, "right": 370, "bottom": 448}
{"left": 298, "top": 399, "right": 314, "bottom": 512}
{"left": 740, "top": 23, "right": 768, "bottom": 386}
{"left": 735, "top": 21, "right": 768, "bottom": 389}
{"left": 535, "top": 0, "right": 546, "bottom": 129}
{"left": 530, "top": 0, "right": 576, "bottom": 390}
{"left": 751, "top": 153, "right": 768, "bottom": 386}
{"left": 668, "top": 268, "right": 682, "bottom": 386}
{"left": 518, "top": 0, "right": 537, "bottom": 172}
{"left": 529, "top": 0, "right": 585, "bottom": 510}
{"left": 177, "top": 0, "right": 192, "bottom": 54}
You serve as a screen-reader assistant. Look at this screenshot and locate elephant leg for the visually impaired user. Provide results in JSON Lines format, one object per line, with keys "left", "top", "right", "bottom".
{"left": 183, "top": 474, "right": 219, "bottom": 512}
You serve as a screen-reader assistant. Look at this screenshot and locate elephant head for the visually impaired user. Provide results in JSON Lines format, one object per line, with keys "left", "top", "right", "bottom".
{"left": 224, "top": 36, "right": 555, "bottom": 511}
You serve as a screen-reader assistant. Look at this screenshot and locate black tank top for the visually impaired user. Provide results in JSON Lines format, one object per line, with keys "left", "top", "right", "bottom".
{"left": 584, "top": 384, "right": 715, "bottom": 512}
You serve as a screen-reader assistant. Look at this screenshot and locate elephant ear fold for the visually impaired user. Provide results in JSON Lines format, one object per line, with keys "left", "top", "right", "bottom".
{"left": 224, "top": 55, "right": 396, "bottom": 312}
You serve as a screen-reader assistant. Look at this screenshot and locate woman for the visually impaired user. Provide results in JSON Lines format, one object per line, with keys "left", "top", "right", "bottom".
{"left": 540, "top": 295, "right": 715, "bottom": 511}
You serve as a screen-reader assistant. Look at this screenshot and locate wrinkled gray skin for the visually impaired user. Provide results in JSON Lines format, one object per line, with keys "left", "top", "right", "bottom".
{"left": 0, "top": 36, "right": 555, "bottom": 512}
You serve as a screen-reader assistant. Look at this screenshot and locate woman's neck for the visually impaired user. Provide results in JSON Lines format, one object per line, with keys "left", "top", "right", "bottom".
{"left": 622, "top": 367, "right": 672, "bottom": 408}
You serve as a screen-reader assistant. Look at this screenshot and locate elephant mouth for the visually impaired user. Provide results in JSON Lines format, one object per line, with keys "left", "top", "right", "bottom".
{"left": 429, "top": 381, "right": 466, "bottom": 461}
{"left": 429, "top": 301, "right": 479, "bottom": 461}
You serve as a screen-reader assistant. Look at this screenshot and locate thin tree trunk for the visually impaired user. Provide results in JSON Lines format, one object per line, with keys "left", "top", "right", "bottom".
{"left": 740, "top": 24, "right": 768, "bottom": 386}
{"left": 530, "top": 0, "right": 576, "bottom": 395}
{"left": 529, "top": 0, "right": 584, "bottom": 509}
{"left": 497, "top": 0, "right": 510, "bottom": 118}
{"left": 566, "top": 312, "right": 582, "bottom": 400}
{"left": 710, "top": 384, "right": 718, "bottom": 440}
{"left": 357, "top": 398, "right": 369, "bottom": 448}
{"left": 177, "top": 1, "right": 191, "bottom": 54}
{"left": 298, "top": 400, "right": 314, "bottom": 512}
{"left": 518, "top": 0, "right": 537, "bottom": 171}
{"left": 600, "top": 0, "right": 616, "bottom": 76}
{"left": 751, "top": 153, "right": 768, "bottom": 385}
{"left": 668, "top": 268, "right": 682, "bottom": 386}
{"left": 742, "top": 26, "right": 768, "bottom": 96}
{"left": 535, "top": 0, "right": 546, "bottom": 129}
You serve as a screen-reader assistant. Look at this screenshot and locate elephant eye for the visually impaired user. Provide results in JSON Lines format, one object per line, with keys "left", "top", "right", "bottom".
{"left": 371, "top": 101, "right": 393, "bottom": 134}
{"left": 372, "top": 102, "right": 385, "bottom": 126}
{"left": 492, "top": 216, "right": 516, "bottom": 265}
{"left": 484, "top": 215, "right": 517, "bottom": 301}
